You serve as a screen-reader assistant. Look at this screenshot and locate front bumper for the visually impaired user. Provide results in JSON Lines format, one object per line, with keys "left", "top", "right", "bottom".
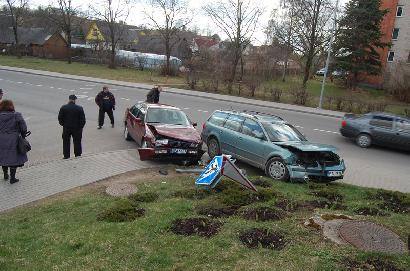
{"left": 138, "top": 147, "right": 204, "bottom": 161}
{"left": 287, "top": 160, "right": 346, "bottom": 182}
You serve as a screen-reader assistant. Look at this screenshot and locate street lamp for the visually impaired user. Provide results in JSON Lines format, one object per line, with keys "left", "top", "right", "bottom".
{"left": 318, "top": 0, "right": 340, "bottom": 109}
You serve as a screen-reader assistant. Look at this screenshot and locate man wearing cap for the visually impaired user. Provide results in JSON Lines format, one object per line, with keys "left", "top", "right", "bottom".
{"left": 95, "top": 86, "right": 116, "bottom": 129}
{"left": 58, "top": 95, "right": 86, "bottom": 159}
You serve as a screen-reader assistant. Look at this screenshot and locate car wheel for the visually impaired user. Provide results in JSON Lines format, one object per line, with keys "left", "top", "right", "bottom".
{"left": 266, "top": 157, "right": 289, "bottom": 181}
{"left": 124, "top": 126, "right": 132, "bottom": 141}
{"left": 356, "top": 133, "right": 372, "bottom": 148}
{"left": 207, "top": 138, "right": 221, "bottom": 159}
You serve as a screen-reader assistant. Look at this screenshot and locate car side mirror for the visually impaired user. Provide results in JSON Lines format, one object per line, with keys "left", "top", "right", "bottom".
{"left": 192, "top": 122, "right": 197, "bottom": 127}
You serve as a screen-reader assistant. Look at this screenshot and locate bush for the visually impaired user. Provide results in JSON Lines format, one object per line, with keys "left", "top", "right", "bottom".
{"left": 270, "top": 87, "right": 282, "bottom": 102}
{"left": 97, "top": 200, "right": 145, "bottom": 222}
{"left": 387, "top": 61, "right": 410, "bottom": 103}
{"left": 129, "top": 192, "right": 159, "bottom": 203}
{"left": 290, "top": 88, "right": 309, "bottom": 105}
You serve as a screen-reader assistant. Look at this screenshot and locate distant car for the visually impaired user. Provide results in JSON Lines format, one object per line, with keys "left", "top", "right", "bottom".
{"left": 201, "top": 110, "right": 346, "bottom": 182}
{"left": 332, "top": 69, "right": 347, "bottom": 77}
{"left": 340, "top": 112, "right": 410, "bottom": 150}
{"left": 124, "top": 102, "right": 203, "bottom": 163}
{"left": 316, "top": 68, "right": 327, "bottom": 76}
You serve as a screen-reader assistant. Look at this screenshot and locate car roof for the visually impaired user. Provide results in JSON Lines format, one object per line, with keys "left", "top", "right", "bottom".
{"left": 138, "top": 102, "right": 181, "bottom": 111}
{"left": 214, "top": 110, "right": 284, "bottom": 123}
{"left": 367, "top": 112, "right": 409, "bottom": 120}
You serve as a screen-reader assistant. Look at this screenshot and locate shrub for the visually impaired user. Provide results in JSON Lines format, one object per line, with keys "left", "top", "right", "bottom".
{"left": 129, "top": 192, "right": 159, "bottom": 203}
{"left": 97, "top": 200, "right": 145, "bottom": 222}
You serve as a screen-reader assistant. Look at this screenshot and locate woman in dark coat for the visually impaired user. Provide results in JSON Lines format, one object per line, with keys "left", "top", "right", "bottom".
{"left": 0, "top": 100, "right": 28, "bottom": 184}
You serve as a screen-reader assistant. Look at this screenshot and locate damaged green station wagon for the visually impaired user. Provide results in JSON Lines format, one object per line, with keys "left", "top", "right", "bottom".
{"left": 201, "top": 110, "right": 346, "bottom": 182}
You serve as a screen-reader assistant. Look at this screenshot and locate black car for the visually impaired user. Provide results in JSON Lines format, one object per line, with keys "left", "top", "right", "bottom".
{"left": 340, "top": 112, "right": 410, "bottom": 151}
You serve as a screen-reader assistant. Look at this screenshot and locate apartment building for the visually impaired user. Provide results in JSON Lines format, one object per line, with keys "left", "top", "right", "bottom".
{"left": 362, "top": 0, "right": 410, "bottom": 88}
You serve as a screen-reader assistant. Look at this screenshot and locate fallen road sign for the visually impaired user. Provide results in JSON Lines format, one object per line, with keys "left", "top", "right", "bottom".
{"left": 196, "top": 155, "right": 257, "bottom": 192}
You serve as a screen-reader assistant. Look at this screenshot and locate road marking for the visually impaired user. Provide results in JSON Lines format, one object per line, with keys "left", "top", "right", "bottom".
{"left": 50, "top": 86, "right": 54, "bottom": 89}
{"left": 313, "top": 128, "right": 339, "bottom": 134}
{"left": 36, "top": 84, "right": 43, "bottom": 87}
{"left": 295, "top": 125, "right": 304, "bottom": 129}
{"left": 57, "top": 87, "right": 63, "bottom": 90}
{"left": 87, "top": 97, "right": 94, "bottom": 101}
{"left": 17, "top": 81, "right": 22, "bottom": 84}
{"left": 80, "top": 87, "right": 92, "bottom": 90}
{"left": 202, "top": 110, "right": 209, "bottom": 113}
{"left": 82, "top": 91, "right": 88, "bottom": 94}
{"left": 183, "top": 107, "right": 190, "bottom": 110}
{"left": 85, "top": 84, "right": 96, "bottom": 87}
{"left": 76, "top": 95, "right": 88, "bottom": 99}
{"left": 69, "top": 89, "right": 76, "bottom": 92}
{"left": 125, "top": 98, "right": 130, "bottom": 101}
{"left": 0, "top": 78, "right": 3, "bottom": 80}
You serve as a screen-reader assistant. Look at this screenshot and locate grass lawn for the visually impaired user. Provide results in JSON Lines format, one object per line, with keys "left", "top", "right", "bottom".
{"left": 0, "top": 170, "right": 408, "bottom": 270}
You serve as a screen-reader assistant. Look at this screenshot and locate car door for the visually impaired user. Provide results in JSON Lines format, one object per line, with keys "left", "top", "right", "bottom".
{"left": 220, "top": 114, "right": 245, "bottom": 156}
{"left": 369, "top": 115, "right": 395, "bottom": 147}
{"left": 237, "top": 118, "right": 270, "bottom": 167}
{"left": 395, "top": 118, "right": 410, "bottom": 151}
{"left": 134, "top": 105, "right": 147, "bottom": 146}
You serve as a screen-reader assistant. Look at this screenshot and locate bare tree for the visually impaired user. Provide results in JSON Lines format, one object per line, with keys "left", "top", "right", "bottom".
{"left": 267, "top": 0, "right": 331, "bottom": 88}
{"left": 90, "top": 0, "right": 130, "bottom": 69}
{"left": 4, "top": 0, "right": 29, "bottom": 57}
{"left": 204, "top": 0, "right": 263, "bottom": 93}
{"left": 46, "top": 0, "right": 81, "bottom": 64}
{"left": 144, "top": 0, "right": 192, "bottom": 76}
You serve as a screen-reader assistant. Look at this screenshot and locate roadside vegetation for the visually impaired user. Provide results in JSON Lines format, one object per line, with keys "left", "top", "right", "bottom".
{"left": 0, "top": 172, "right": 408, "bottom": 270}
{"left": 1, "top": 55, "right": 409, "bottom": 116}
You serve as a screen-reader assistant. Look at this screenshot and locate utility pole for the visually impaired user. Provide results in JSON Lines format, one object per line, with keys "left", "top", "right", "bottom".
{"left": 318, "top": 0, "right": 339, "bottom": 109}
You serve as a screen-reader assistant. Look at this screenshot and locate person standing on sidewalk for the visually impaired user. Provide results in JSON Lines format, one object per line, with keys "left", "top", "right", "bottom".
{"left": 146, "top": 85, "right": 162, "bottom": 104}
{"left": 0, "top": 100, "right": 28, "bottom": 184}
{"left": 95, "top": 86, "right": 115, "bottom": 129}
{"left": 58, "top": 95, "right": 86, "bottom": 159}
{"left": 0, "top": 89, "right": 4, "bottom": 101}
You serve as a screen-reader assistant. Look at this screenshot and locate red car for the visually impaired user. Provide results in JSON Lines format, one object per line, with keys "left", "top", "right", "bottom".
{"left": 124, "top": 102, "right": 203, "bottom": 163}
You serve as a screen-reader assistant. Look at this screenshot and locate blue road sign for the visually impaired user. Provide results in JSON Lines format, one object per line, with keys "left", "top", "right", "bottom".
{"left": 196, "top": 155, "right": 223, "bottom": 186}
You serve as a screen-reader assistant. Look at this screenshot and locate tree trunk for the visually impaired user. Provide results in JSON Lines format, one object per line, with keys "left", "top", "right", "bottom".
{"left": 12, "top": 25, "right": 20, "bottom": 58}
{"left": 302, "top": 55, "right": 313, "bottom": 89}
{"left": 67, "top": 31, "right": 72, "bottom": 64}
{"left": 165, "top": 40, "right": 171, "bottom": 76}
{"left": 227, "top": 50, "right": 241, "bottom": 94}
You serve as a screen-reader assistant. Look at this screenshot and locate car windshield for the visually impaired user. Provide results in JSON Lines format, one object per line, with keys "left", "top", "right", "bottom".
{"left": 146, "top": 108, "right": 190, "bottom": 126}
{"left": 262, "top": 122, "right": 306, "bottom": 142}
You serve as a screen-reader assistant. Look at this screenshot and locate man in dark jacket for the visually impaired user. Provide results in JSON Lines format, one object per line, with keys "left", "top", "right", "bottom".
{"left": 58, "top": 95, "right": 86, "bottom": 159}
{"left": 0, "top": 89, "right": 3, "bottom": 101}
{"left": 146, "top": 85, "right": 162, "bottom": 103}
{"left": 95, "top": 86, "right": 115, "bottom": 129}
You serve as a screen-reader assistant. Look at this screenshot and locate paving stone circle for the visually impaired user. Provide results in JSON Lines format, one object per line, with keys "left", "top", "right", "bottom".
{"left": 339, "top": 220, "right": 406, "bottom": 253}
{"left": 105, "top": 183, "right": 138, "bottom": 197}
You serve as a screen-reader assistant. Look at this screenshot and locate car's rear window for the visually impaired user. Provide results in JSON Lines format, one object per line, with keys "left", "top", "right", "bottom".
{"left": 208, "top": 111, "right": 229, "bottom": 127}
{"left": 262, "top": 122, "right": 306, "bottom": 142}
{"left": 370, "top": 115, "right": 394, "bottom": 129}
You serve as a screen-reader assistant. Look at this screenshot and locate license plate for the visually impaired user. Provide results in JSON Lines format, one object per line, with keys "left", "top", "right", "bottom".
{"left": 171, "top": 148, "right": 187, "bottom": 154}
{"left": 327, "top": 171, "right": 343, "bottom": 177}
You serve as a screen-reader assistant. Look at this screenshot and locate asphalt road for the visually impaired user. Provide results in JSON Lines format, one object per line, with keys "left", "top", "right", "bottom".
{"left": 1, "top": 69, "right": 409, "bottom": 192}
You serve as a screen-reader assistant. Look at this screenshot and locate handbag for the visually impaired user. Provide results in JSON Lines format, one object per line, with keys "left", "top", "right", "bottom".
{"left": 14, "top": 114, "right": 31, "bottom": 154}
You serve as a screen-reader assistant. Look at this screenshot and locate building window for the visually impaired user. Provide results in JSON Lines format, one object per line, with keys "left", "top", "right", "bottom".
{"left": 392, "top": 28, "right": 399, "bottom": 40}
{"left": 387, "top": 51, "right": 395, "bottom": 62}
{"left": 396, "top": 6, "right": 403, "bottom": 17}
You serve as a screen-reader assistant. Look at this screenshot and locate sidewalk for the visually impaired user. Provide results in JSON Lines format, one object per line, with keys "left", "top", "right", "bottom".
{"left": 0, "top": 149, "right": 152, "bottom": 212}
{"left": 0, "top": 65, "right": 345, "bottom": 118}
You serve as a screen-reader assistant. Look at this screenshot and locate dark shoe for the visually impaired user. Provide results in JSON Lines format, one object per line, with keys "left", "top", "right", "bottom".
{"left": 63, "top": 157, "right": 70, "bottom": 159}
{"left": 111, "top": 123, "right": 114, "bottom": 128}
{"left": 10, "top": 178, "right": 19, "bottom": 184}
{"left": 3, "top": 173, "right": 8, "bottom": 180}
{"left": 97, "top": 126, "right": 102, "bottom": 129}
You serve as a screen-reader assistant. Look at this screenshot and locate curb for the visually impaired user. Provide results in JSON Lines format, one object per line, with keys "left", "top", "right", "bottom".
{"left": 0, "top": 66, "right": 344, "bottom": 118}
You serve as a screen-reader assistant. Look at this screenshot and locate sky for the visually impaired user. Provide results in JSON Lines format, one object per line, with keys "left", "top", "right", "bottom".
{"left": 29, "top": 0, "right": 349, "bottom": 45}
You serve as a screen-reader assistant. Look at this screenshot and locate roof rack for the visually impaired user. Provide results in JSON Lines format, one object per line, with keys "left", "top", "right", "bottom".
{"left": 242, "top": 110, "right": 283, "bottom": 120}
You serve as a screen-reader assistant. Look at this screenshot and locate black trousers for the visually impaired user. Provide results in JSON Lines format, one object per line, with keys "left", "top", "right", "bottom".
{"left": 2, "top": 166, "right": 16, "bottom": 178}
{"left": 62, "top": 127, "right": 83, "bottom": 158}
{"left": 98, "top": 108, "right": 114, "bottom": 127}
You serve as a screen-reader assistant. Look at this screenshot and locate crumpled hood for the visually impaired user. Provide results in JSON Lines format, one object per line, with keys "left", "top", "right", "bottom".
{"left": 275, "top": 141, "right": 337, "bottom": 152}
{"left": 148, "top": 124, "right": 201, "bottom": 143}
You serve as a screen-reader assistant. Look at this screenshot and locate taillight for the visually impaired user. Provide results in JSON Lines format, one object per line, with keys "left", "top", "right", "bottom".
{"left": 341, "top": 120, "right": 347, "bottom": 127}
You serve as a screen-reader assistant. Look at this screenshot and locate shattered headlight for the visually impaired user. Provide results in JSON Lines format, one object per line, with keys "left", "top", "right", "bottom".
{"left": 190, "top": 143, "right": 199, "bottom": 148}
{"left": 155, "top": 139, "right": 169, "bottom": 146}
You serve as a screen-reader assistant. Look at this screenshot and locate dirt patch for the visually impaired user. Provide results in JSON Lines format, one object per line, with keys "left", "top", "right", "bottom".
{"left": 241, "top": 207, "right": 286, "bottom": 222}
{"left": 239, "top": 228, "right": 286, "bottom": 250}
{"left": 344, "top": 258, "right": 404, "bottom": 271}
{"left": 129, "top": 192, "right": 159, "bottom": 203}
{"left": 311, "top": 189, "right": 344, "bottom": 202}
{"left": 196, "top": 204, "right": 239, "bottom": 218}
{"left": 170, "top": 217, "right": 222, "bottom": 238}
{"left": 97, "top": 200, "right": 145, "bottom": 222}
{"left": 173, "top": 188, "right": 212, "bottom": 200}
{"left": 275, "top": 199, "right": 299, "bottom": 212}
{"left": 252, "top": 178, "right": 272, "bottom": 188}
{"left": 372, "top": 190, "right": 410, "bottom": 214}
{"left": 354, "top": 207, "right": 390, "bottom": 216}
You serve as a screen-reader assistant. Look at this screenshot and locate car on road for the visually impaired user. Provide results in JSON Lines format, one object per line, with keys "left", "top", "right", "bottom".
{"left": 331, "top": 69, "right": 347, "bottom": 77}
{"left": 124, "top": 102, "right": 203, "bottom": 163}
{"left": 201, "top": 110, "right": 346, "bottom": 182}
{"left": 340, "top": 112, "right": 410, "bottom": 150}
{"left": 316, "top": 68, "right": 327, "bottom": 76}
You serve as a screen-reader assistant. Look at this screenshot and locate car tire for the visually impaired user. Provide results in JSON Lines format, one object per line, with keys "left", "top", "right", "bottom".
{"left": 356, "top": 133, "right": 372, "bottom": 148}
{"left": 207, "top": 137, "right": 221, "bottom": 159}
{"left": 265, "top": 157, "right": 289, "bottom": 181}
{"left": 124, "top": 126, "right": 133, "bottom": 141}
